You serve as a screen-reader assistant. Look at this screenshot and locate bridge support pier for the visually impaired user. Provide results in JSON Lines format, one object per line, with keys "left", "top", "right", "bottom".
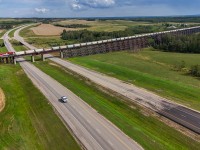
{"left": 5, "top": 57, "right": 8, "bottom": 64}
{"left": 60, "top": 50, "right": 63, "bottom": 59}
{"left": 41, "top": 54, "right": 45, "bottom": 61}
{"left": 31, "top": 55, "right": 35, "bottom": 63}
{"left": 13, "top": 57, "right": 17, "bottom": 65}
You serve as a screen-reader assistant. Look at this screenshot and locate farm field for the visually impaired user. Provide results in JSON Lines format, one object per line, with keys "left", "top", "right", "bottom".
{"left": 69, "top": 48, "right": 200, "bottom": 111}
{"left": 53, "top": 19, "right": 174, "bottom": 32}
{"left": 20, "top": 19, "right": 199, "bottom": 49}
{"left": 31, "top": 24, "right": 79, "bottom": 36}
{"left": 22, "top": 20, "right": 153, "bottom": 37}
{"left": 0, "top": 65, "right": 80, "bottom": 150}
{"left": 34, "top": 60, "right": 200, "bottom": 150}
{"left": 53, "top": 19, "right": 149, "bottom": 32}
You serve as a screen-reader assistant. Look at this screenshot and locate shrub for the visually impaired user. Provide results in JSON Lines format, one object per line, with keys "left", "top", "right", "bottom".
{"left": 189, "top": 65, "right": 200, "bottom": 77}
{"left": 173, "top": 61, "right": 186, "bottom": 71}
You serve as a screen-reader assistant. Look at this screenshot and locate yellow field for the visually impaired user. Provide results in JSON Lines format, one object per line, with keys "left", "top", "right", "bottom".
{"left": 30, "top": 24, "right": 79, "bottom": 36}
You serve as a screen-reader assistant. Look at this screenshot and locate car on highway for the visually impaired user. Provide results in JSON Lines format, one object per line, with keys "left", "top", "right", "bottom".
{"left": 60, "top": 96, "right": 68, "bottom": 103}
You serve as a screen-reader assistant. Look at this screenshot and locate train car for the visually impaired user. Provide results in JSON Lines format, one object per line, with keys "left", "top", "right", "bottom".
{"left": 0, "top": 52, "right": 15, "bottom": 57}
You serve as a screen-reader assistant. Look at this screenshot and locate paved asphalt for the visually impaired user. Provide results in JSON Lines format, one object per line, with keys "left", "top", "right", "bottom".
{"left": 5, "top": 27, "right": 143, "bottom": 150}
{"left": 14, "top": 25, "right": 200, "bottom": 134}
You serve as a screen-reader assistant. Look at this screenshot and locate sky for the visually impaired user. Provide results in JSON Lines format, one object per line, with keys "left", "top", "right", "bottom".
{"left": 0, "top": 0, "right": 199, "bottom": 18}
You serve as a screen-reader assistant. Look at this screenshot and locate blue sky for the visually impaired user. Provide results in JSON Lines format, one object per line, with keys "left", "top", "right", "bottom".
{"left": 0, "top": 0, "right": 199, "bottom": 18}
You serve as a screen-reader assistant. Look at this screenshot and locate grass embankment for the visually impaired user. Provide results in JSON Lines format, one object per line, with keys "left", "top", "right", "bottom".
{"left": 35, "top": 61, "right": 200, "bottom": 150}
{"left": 69, "top": 48, "right": 200, "bottom": 111}
{"left": 0, "top": 65, "right": 80, "bottom": 150}
{"left": 0, "top": 30, "right": 6, "bottom": 38}
{"left": 8, "top": 28, "right": 18, "bottom": 38}
{"left": 26, "top": 37, "right": 75, "bottom": 48}
{"left": 10, "top": 39, "right": 28, "bottom": 51}
{"left": 0, "top": 39, "right": 7, "bottom": 53}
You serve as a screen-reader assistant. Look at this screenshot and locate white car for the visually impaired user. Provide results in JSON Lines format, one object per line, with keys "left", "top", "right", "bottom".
{"left": 60, "top": 96, "right": 68, "bottom": 103}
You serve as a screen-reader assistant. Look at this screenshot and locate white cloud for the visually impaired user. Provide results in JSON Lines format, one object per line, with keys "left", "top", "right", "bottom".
{"left": 71, "top": 0, "right": 115, "bottom": 10}
{"left": 71, "top": 3, "right": 82, "bottom": 10}
{"left": 35, "top": 8, "right": 49, "bottom": 13}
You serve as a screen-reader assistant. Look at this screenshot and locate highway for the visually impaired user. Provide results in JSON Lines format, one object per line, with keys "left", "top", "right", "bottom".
{"left": 14, "top": 24, "right": 200, "bottom": 134}
{"left": 48, "top": 57, "right": 200, "bottom": 134}
{"left": 5, "top": 27, "right": 143, "bottom": 150}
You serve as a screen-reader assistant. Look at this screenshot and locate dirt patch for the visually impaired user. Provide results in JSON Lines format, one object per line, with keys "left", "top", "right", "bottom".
{"left": 30, "top": 24, "right": 79, "bottom": 36}
{"left": 0, "top": 88, "right": 5, "bottom": 112}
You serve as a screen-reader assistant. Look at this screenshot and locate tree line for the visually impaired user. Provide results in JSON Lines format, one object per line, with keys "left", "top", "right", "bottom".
{"left": 150, "top": 34, "right": 200, "bottom": 77}
{"left": 55, "top": 24, "right": 91, "bottom": 28}
{"left": 150, "top": 34, "right": 200, "bottom": 53}
{"left": 61, "top": 25, "right": 169, "bottom": 42}
{"left": 0, "top": 20, "right": 33, "bottom": 29}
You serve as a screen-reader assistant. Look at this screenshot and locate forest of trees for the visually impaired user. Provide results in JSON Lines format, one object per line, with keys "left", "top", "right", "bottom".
{"left": 61, "top": 25, "right": 168, "bottom": 42}
{"left": 55, "top": 24, "right": 91, "bottom": 28}
{"left": 150, "top": 34, "right": 200, "bottom": 53}
{"left": 129, "top": 17, "right": 200, "bottom": 23}
{"left": 0, "top": 20, "right": 33, "bottom": 29}
{"left": 150, "top": 34, "right": 200, "bottom": 77}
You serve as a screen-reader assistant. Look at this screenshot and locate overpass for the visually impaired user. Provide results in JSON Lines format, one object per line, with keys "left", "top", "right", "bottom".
{"left": 1, "top": 26, "right": 200, "bottom": 64}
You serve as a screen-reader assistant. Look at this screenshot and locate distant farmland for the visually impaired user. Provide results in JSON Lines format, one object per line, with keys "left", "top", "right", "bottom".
{"left": 31, "top": 24, "right": 79, "bottom": 36}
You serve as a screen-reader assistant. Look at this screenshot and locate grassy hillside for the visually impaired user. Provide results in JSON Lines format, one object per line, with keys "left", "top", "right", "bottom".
{"left": 69, "top": 48, "right": 200, "bottom": 111}
{"left": 0, "top": 65, "right": 80, "bottom": 150}
{"left": 35, "top": 61, "right": 200, "bottom": 150}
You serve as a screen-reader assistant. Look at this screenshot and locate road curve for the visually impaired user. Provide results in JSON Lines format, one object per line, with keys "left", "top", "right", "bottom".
{"left": 14, "top": 25, "right": 200, "bottom": 134}
{"left": 5, "top": 27, "right": 143, "bottom": 150}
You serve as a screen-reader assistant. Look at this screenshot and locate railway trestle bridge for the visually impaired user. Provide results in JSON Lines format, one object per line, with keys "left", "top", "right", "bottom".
{"left": 1, "top": 26, "right": 200, "bottom": 64}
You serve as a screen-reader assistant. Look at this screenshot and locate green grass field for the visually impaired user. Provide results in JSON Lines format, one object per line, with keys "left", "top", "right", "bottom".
{"left": 26, "top": 37, "right": 75, "bottom": 48}
{"left": 8, "top": 28, "right": 18, "bottom": 38}
{"left": 0, "top": 47, "right": 7, "bottom": 53}
{"left": 69, "top": 48, "right": 200, "bottom": 111}
{"left": 0, "top": 65, "right": 80, "bottom": 150}
{"left": 35, "top": 60, "right": 200, "bottom": 150}
{"left": 0, "top": 30, "right": 6, "bottom": 38}
{"left": 10, "top": 39, "right": 28, "bottom": 51}
{"left": 0, "top": 39, "right": 7, "bottom": 53}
